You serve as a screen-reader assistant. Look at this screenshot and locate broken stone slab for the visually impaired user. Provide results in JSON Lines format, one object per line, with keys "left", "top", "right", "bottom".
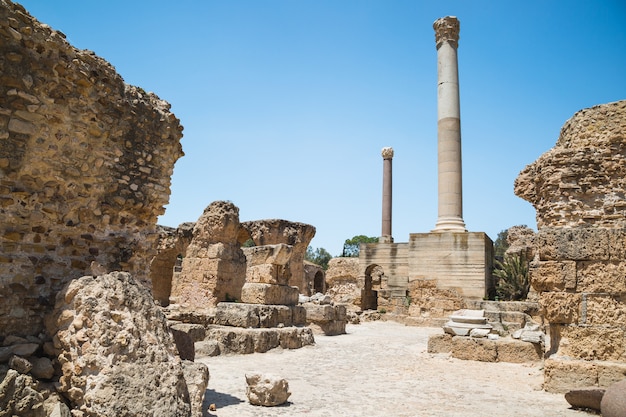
{"left": 245, "top": 373, "right": 291, "bottom": 406}
{"left": 520, "top": 330, "right": 545, "bottom": 344}
{"left": 564, "top": 387, "right": 605, "bottom": 412}
{"left": 449, "top": 309, "right": 488, "bottom": 324}
{"left": 469, "top": 328, "right": 491, "bottom": 338}
{"left": 443, "top": 321, "right": 493, "bottom": 336}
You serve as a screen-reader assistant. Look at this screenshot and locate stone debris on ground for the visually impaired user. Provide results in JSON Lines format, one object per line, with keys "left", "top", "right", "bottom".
{"left": 198, "top": 321, "right": 589, "bottom": 417}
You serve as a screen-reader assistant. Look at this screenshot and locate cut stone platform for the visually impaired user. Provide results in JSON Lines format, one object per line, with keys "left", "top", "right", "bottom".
{"left": 214, "top": 302, "right": 306, "bottom": 328}
{"left": 428, "top": 333, "right": 543, "bottom": 363}
{"left": 197, "top": 325, "right": 314, "bottom": 355}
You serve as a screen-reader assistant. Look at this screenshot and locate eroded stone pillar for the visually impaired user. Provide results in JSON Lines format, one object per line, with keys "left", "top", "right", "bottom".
{"left": 432, "top": 16, "right": 466, "bottom": 232}
{"left": 380, "top": 147, "right": 394, "bottom": 243}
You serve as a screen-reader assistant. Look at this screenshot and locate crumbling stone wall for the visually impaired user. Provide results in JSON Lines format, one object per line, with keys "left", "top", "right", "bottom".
{"left": 150, "top": 223, "right": 194, "bottom": 306}
{"left": 169, "top": 201, "right": 247, "bottom": 310}
{"left": 515, "top": 100, "right": 626, "bottom": 392}
{"left": 0, "top": 0, "right": 184, "bottom": 337}
{"left": 240, "top": 219, "right": 316, "bottom": 294}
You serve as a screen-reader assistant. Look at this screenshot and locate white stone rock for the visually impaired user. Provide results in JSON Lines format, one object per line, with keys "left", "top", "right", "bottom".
{"left": 245, "top": 373, "right": 291, "bottom": 406}
{"left": 469, "top": 328, "right": 491, "bottom": 338}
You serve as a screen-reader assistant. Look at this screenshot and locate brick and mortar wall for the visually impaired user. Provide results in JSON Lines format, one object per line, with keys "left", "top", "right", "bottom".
{"left": 515, "top": 100, "right": 626, "bottom": 392}
{"left": 0, "top": 0, "right": 184, "bottom": 337}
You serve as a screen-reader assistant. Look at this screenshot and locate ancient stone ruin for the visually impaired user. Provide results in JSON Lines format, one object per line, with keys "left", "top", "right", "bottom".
{"left": 0, "top": 1, "right": 211, "bottom": 415}
{"left": 0, "top": 0, "right": 184, "bottom": 339}
{"left": 515, "top": 99, "right": 626, "bottom": 392}
{"left": 157, "top": 201, "right": 322, "bottom": 355}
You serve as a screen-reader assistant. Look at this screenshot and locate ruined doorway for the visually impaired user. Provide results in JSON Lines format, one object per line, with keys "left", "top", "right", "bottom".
{"left": 313, "top": 270, "right": 325, "bottom": 294}
{"left": 362, "top": 264, "right": 383, "bottom": 310}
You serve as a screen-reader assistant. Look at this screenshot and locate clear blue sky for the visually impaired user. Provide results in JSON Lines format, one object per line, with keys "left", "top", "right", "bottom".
{"left": 18, "top": 1, "right": 626, "bottom": 256}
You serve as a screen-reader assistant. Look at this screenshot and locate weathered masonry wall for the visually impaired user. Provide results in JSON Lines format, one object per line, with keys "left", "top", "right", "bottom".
{"left": 0, "top": 0, "right": 184, "bottom": 337}
{"left": 515, "top": 100, "right": 626, "bottom": 392}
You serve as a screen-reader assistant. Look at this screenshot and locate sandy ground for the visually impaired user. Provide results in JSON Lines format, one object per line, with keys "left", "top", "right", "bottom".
{"left": 197, "top": 321, "right": 587, "bottom": 417}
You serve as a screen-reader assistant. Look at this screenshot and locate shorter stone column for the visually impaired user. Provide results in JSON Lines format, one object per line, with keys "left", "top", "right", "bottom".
{"left": 380, "top": 147, "right": 394, "bottom": 243}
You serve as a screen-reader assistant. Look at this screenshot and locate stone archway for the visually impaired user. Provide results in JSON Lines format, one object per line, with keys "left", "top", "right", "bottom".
{"left": 362, "top": 264, "right": 383, "bottom": 311}
{"left": 313, "top": 270, "right": 325, "bottom": 294}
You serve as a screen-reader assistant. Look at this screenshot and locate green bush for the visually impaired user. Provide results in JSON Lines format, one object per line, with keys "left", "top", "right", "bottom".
{"left": 494, "top": 253, "right": 530, "bottom": 301}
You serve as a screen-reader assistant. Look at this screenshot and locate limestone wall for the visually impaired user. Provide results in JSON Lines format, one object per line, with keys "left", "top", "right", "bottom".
{"left": 240, "top": 219, "right": 316, "bottom": 294}
{"left": 0, "top": 0, "right": 184, "bottom": 337}
{"left": 515, "top": 100, "right": 626, "bottom": 392}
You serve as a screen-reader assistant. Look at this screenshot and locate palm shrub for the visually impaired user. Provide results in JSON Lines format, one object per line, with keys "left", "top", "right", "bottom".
{"left": 493, "top": 252, "right": 530, "bottom": 301}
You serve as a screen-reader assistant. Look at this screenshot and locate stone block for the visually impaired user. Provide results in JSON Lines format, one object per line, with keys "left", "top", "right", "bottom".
{"left": 240, "top": 283, "right": 299, "bottom": 306}
{"left": 499, "top": 311, "right": 527, "bottom": 325}
{"left": 496, "top": 339, "right": 543, "bottom": 363}
{"left": 195, "top": 340, "right": 220, "bottom": 357}
{"left": 304, "top": 304, "right": 336, "bottom": 322}
{"left": 529, "top": 260, "right": 576, "bottom": 292}
{"left": 203, "top": 326, "right": 314, "bottom": 355}
{"left": 543, "top": 358, "right": 598, "bottom": 393}
{"left": 540, "top": 292, "right": 581, "bottom": 324}
{"left": 170, "top": 326, "right": 195, "bottom": 361}
{"left": 584, "top": 294, "right": 626, "bottom": 326}
{"left": 214, "top": 303, "right": 304, "bottom": 328}
{"left": 597, "top": 361, "right": 626, "bottom": 387}
{"left": 557, "top": 326, "right": 624, "bottom": 361}
{"left": 309, "top": 320, "right": 346, "bottom": 336}
{"left": 451, "top": 337, "right": 497, "bottom": 362}
{"left": 577, "top": 261, "right": 626, "bottom": 294}
{"left": 169, "top": 323, "right": 206, "bottom": 343}
{"left": 427, "top": 333, "right": 453, "bottom": 353}
{"left": 243, "top": 244, "right": 292, "bottom": 267}
{"left": 536, "top": 228, "right": 610, "bottom": 261}
{"left": 246, "top": 264, "right": 289, "bottom": 285}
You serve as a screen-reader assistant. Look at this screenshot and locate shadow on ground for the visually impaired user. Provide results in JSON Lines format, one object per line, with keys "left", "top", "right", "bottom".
{"left": 202, "top": 389, "right": 244, "bottom": 416}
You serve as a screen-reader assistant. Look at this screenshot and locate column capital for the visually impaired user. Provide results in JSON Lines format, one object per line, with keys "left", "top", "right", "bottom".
{"left": 381, "top": 147, "right": 394, "bottom": 160}
{"left": 433, "top": 16, "right": 460, "bottom": 50}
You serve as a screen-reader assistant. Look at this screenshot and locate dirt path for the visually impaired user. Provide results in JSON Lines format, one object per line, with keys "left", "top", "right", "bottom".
{"left": 197, "top": 321, "right": 586, "bottom": 417}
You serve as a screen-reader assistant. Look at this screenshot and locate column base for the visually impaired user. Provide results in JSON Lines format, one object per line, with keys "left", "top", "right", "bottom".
{"left": 379, "top": 235, "right": 394, "bottom": 243}
{"left": 432, "top": 216, "right": 467, "bottom": 232}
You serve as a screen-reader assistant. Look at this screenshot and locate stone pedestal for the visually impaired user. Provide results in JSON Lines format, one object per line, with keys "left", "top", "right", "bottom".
{"left": 409, "top": 232, "right": 493, "bottom": 300}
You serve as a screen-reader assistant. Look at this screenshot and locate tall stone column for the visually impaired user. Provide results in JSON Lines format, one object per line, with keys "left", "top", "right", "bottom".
{"left": 432, "top": 16, "right": 466, "bottom": 232}
{"left": 380, "top": 147, "right": 394, "bottom": 243}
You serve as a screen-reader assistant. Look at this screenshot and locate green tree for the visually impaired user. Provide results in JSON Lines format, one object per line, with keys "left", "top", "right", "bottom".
{"left": 342, "top": 235, "right": 379, "bottom": 257}
{"left": 494, "top": 229, "right": 508, "bottom": 258}
{"left": 494, "top": 252, "right": 530, "bottom": 301}
{"left": 305, "top": 246, "right": 332, "bottom": 270}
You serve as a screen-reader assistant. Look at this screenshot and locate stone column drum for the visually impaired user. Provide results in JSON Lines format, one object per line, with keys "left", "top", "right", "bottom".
{"left": 380, "top": 147, "right": 394, "bottom": 243}
{"left": 432, "top": 16, "right": 466, "bottom": 232}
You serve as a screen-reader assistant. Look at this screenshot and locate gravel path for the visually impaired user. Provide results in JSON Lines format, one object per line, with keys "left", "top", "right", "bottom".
{"left": 197, "top": 321, "right": 586, "bottom": 417}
